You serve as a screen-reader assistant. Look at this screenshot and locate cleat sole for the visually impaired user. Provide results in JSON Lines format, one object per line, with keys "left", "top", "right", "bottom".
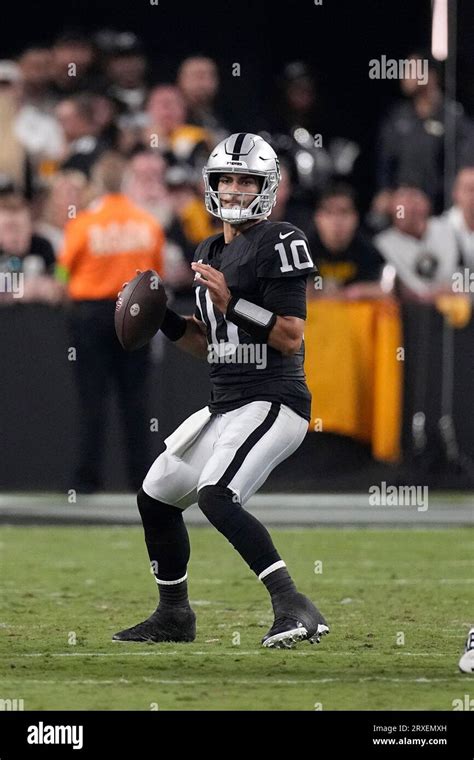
{"left": 263, "top": 626, "right": 308, "bottom": 649}
{"left": 308, "top": 624, "right": 330, "bottom": 644}
{"left": 263, "top": 623, "right": 330, "bottom": 649}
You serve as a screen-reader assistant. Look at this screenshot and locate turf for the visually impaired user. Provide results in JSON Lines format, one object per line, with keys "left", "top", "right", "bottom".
{"left": 0, "top": 525, "right": 473, "bottom": 711}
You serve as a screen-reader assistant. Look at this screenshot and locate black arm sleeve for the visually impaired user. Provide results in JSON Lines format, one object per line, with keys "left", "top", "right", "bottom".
{"left": 257, "top": 275, "right": 308, "bottom": 320}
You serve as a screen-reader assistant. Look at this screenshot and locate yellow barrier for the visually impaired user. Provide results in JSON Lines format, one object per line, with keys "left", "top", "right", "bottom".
{"left": 304, "top": 298, "right": 403, "bottom": 462}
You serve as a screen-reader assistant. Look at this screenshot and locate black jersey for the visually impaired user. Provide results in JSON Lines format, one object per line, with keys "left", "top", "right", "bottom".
{"left": 192, "top": 220, "right": 315, "bottom": 421}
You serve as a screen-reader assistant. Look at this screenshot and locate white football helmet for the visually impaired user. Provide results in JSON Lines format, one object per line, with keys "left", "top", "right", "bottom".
{"left": 203, "top": 133, "right": 280, "bottom": 224}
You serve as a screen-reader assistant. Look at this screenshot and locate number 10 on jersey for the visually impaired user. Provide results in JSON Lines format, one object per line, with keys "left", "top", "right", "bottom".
{"left": 275, "top": 239, "right": 313, "bottom": 273}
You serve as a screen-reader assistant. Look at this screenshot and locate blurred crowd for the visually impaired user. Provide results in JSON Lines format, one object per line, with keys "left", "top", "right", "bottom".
{"left": 0, "top": 30, "right": 473, "bottom": 307}
{"left": 2, "top": 28, "right": 474, "bottom": 491}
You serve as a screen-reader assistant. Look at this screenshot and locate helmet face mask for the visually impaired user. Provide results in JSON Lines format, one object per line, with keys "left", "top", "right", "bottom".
{"left": 203, "top": 133, "right": 280, "bottom": 224}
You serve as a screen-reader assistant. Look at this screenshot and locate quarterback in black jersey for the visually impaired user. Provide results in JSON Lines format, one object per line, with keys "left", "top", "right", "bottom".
{"left": 192, "top": 218, "right": 313, "bottom": 421}
{"left": 114, "top": 133, "right": 329, "bottom": 648}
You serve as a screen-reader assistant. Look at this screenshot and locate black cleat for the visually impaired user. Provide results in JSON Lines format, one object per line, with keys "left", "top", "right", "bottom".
{"left": 262, "top": 592, "right": 329, "bottom": 649}
{"left": 112, "top": 605, "right": 196, "bottom": 643}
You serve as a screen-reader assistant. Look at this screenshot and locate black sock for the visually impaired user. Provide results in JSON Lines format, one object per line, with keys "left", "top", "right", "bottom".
{"left": 157, "top": 579, "right": 189, "bottom": 609}
{"left": 198, "top": 485, "right": 297, "bottom": 600}
{"left": 137, "top": 487, "right": 190, "bottom": 608}
{"left": 261, "top": 567, "right": 297, "bottom": 598}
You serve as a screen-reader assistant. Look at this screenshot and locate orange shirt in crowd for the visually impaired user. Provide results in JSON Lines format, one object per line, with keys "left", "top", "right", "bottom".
{"left": 57, "top": 194, "right": 165, "bottom": 300}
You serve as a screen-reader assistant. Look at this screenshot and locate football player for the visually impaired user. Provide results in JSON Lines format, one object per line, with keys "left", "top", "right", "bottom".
{"left": 459, "top": 627, "right": 474, "bottom": 673}
{"left": 113, "top": 133, "right": 329, "bottom": 648}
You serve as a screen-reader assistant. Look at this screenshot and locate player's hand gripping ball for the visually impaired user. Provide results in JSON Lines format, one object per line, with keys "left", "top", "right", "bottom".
{"left": 115, "top": 269, "right": 167, "bottom": 351}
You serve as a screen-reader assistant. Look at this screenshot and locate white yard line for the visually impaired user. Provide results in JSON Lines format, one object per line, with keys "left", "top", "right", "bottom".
{"left": 0, "top": 650, "right": 449, "bottom": 658}
{"left": 1, "top": 676, "right": 463, "bottom": 685}
{"left": 301, "top": 578, "right": 474, "bottom": 584}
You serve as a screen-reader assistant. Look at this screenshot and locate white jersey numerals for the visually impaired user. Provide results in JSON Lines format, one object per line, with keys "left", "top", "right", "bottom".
{"left": 275, "top": 239, "right": 313, "bottom": 273}
{"left": 195, "top": 285, "right": 240, "bottom": 355}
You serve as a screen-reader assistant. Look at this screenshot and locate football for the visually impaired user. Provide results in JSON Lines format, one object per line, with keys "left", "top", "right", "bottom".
{"left": 115, "top": 269, "right": 167, "bottom": 351}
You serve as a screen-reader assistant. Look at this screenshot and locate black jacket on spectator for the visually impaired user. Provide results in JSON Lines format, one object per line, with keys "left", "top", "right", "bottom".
{"left": 376, "top": 99, "right": 474, "bottom": 213}
{"left": 61, "top": 136, "right": 107, "bottom": 178}
{"left": 308, "top": 230, "right": 384, "bottom": 286}
{"left": 0, "top": 234, "right": 55, "bottom": 275}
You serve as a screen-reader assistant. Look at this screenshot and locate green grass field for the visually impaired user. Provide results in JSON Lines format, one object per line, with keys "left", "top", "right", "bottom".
{"left": 1, "top": 525, "right": 473, "bottom": 711}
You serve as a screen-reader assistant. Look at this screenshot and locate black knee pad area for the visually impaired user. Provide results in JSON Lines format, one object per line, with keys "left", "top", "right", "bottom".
{"left": 137, "top": 487, "right": 182, "bottom": 526}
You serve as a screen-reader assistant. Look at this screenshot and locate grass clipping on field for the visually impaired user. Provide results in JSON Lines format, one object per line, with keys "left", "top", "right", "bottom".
{"left": 0, "top": 525, "right": 473, "bottom": 710}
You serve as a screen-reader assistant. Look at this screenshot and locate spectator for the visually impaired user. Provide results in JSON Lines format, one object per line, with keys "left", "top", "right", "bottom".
{"left": 268, "top": 63, "right": 360, "bottom": 200}
{"left": 143, "top": 85, "right": 211, "bottom": 169}
{"left": 272, "top": 61, "right": 323, "bottom": 134}
{"left": 444, "top": 166, "right": 474, "bottom": 269}
{"left": 269, "top": 161, "right": 313, "bottom": 232}
{"left": 165, "top": 164, "right": 220, "bottom": 246}
{"left": 55, "top": 93, "right": 106, "bottom": 177}
{"left": 124, "top": 149, "right": 194, "bottom": 290}
{"left": 17, "top": 46, "right": 55, "bottom": 112}
{"left": 177, "top": 56, "right": 227, "bottom": 141}
{"left": 35, "top": 170, "right": 88, "bottom": 254}
{"left": 50, "top": 32, "right": 97, "bottom": 98}
{"left": 103, "top": 32, "right": 148, "bottom": 123}
{"left": 123, "top": 149, "right": 169, "bottom": 216}
{"left": 90, "top": 93, "right": 121, "bottom": 150}
{"left": 2, "top": 59, "right": 65, "bottom": 176}
{"left": 308, "top": 183, "right": 385, "bottom": 299}
{"left": 375, "top": 185, "right": 458, "bottom": 300}
{"left": 56, "top": 152, "right": 165, "bottom": 493}
{"left": 0, "top": 195, "right": 61, "bottom": 303}
{"left": 0, "top": 62, "right": 29, "bottom": 194}
{"left": 373, "top": 53, "right": 474, "bottom": 216}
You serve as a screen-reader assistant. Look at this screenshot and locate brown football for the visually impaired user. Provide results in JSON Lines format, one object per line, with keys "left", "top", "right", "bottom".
{"left": 115, "top": 270, "right": 167, "bottom": 351}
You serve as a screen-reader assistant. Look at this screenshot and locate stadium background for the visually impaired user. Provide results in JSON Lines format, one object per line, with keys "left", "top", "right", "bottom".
{"left": 1, "top": 0, "right": 474, "bottom": 490}
{"left": 4, "top": 0, "right": 474, "bottom": 210}
{"left": 0, "top": 0, "right": 473, "bottom": 718}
